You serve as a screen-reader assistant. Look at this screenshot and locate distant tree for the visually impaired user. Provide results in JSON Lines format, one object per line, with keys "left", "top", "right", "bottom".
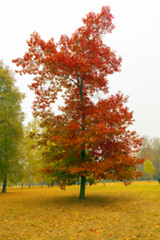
{"left": 137, "top": 137, "right": 152, "bottom": 179}
{"left": 143, "top": 159, "right": 155, "bottom": 180}
{"left": 138, "top": 136, "right": 160, "bottom": 180}
{"left": 13, "top": 6, "right": 143, "bottom": 199}
{"left": 151, "top": 138, "right": 160, "bottom": 178}
{"left": 0, "top": 62, "right": 24, "bottom": 193}
{"left": 23, "top": 118, "right": 45, "bottom": 187}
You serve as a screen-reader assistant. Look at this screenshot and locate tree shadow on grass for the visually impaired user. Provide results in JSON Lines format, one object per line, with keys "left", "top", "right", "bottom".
{"left": 2, "top": 187, "right": 136, "bottom": 210}
{"left": 39, "top": 192, "right": 135, "bottom": 210}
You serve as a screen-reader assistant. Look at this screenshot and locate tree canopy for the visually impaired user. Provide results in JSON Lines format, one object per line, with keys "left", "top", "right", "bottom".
{"left": 13, "top": 6, "right": 143, "bottom": 199}
{"left": 143, "top": 159, "right": 155, "bottom": 179}
{"left": 0, "top": 62, "right": 24, "bottom": 192}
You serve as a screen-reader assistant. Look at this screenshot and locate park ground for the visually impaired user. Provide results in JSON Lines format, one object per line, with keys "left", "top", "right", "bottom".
{"left": 0, "top": 182, "right": 160, "bottom": 240}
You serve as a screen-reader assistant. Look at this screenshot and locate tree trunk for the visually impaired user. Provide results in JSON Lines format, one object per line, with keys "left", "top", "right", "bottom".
{"left": 79, "top": 175, "right": 86, "bottom": 200}
{"left": 78, "top": 75, "right": 86, "bottom": 200}
{"left": 41, "top": 175, "right": 44, "bottom": 188}
{"left": 1, "top": 177, "right": 7, "bottom": 193}
{"left": 28, "top": 169, "right": 32, "bottom": 188}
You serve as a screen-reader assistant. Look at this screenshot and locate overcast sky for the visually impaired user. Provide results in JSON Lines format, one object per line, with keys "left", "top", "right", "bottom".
{"left": 1, "top": 0, "right": 160, "bottom": 138}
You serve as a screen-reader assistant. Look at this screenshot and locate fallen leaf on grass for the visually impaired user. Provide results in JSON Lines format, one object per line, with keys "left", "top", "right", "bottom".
{"left": 155, "top": 225, "right": 160, "bottom": 229}
{"left": 90, "top": 228, "right": 103, "bottom": 233}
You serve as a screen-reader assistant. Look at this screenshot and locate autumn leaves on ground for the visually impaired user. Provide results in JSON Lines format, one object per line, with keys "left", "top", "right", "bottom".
{"left": 1, "top": 182, "right": 160, "bottom": 240}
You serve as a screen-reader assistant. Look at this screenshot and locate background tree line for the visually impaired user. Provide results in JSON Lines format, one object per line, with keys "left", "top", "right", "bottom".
{"left": 137, "top": 136, "right": 160, "bottom": 180}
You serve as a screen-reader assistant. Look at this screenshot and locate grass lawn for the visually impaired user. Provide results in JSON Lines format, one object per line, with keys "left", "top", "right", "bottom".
{"left": 0, "top": 181, "right": 160, "bottom": 240}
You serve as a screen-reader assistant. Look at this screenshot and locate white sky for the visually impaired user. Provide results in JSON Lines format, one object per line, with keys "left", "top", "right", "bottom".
{"left": 1, "top": 0, "right": 160, "bottom": 138}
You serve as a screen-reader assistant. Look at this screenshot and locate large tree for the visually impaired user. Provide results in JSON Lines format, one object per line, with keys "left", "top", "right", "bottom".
{"left": 13, "top": 6, "right": 143, "bottom": 199}
{"left": 0, "top": 62, "right": 24, "bottom": 193}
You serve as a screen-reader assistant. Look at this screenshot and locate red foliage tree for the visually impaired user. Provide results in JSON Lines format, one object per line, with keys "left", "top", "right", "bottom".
{"left": 13, "top": 6, "right": 143, "bottom": 199}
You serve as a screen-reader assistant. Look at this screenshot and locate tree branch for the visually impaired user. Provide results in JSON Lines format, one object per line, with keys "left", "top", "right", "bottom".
{"left": 59, "top": 74, "right": 79, "bottom": 87}
{"left": 76, "top": 72, "right": 80, "bottom": 87}
{"left": 80, "top": 74, "right": 85, "bottom": 90}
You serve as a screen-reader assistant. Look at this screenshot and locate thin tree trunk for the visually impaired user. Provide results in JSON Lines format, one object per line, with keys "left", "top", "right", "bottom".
{"left": 28, "top": 168, "right": 32, "bottom": 188}
{"left": 41, "top": 175, "right": 44, "bottom": 188}
{"left": 79, "top": 176, "right": 86, "bottom": 199}
{"left": 1, "top": 177, "right": 7, "bottom": 193}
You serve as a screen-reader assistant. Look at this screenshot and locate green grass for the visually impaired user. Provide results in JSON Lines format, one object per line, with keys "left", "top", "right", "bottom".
{"left": 0, "top": 182, "right": 160, "bottom": 240}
